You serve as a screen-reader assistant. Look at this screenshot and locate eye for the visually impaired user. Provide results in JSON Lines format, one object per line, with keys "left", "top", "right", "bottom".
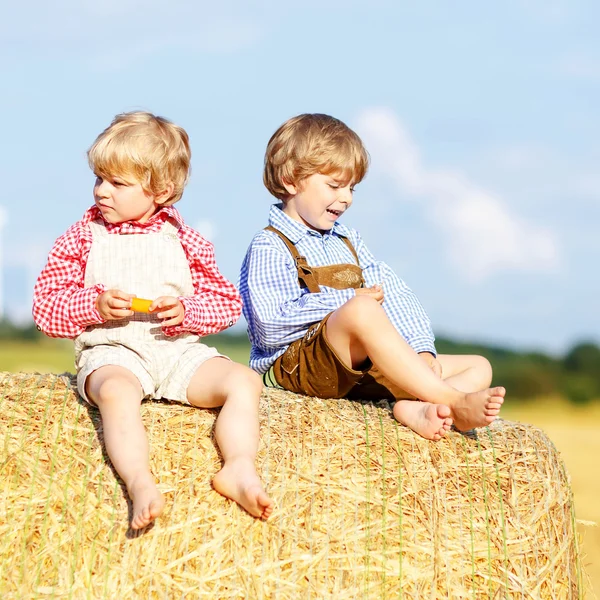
{"left": 328, "top": 183, "right": 340, "bottom": 189}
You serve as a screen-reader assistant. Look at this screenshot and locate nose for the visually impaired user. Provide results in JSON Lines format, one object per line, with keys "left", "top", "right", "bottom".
{"left": 338, "top": 186, "right": 353, "bottom": 205}
{"left": 94, "top": 177, "right": 110, "bottom": 198}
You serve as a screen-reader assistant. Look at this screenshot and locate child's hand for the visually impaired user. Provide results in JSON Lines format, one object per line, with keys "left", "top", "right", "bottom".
{"left": 356, "top": 284, "right": 384, "bottom": 304}
{"left": 96, "top": 289, "right": 135, "bottom": 320}
{"left": 419, "top": 352, "right": 443, "bottom": 378}
{"left": 150, "top": 296, "right": 185, "bottom": 327}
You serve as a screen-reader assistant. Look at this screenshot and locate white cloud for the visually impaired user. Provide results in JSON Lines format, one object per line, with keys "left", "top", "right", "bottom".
{"left": 466, "top": 143, "right": 600, "bottom": 210}
{"left": 574, "top": 174, "right": 600, "bottom": 199}
{"left": 195, "top": 219, "right": 217, "bottom": 243}
{"left": 483, "top": 144, "right": 555, "bottom": 171}
{"left": 355, "top": 108, "right": 561, "bottom": 281}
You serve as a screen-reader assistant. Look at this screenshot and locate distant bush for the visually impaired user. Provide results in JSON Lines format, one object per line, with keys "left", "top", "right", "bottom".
{"left": 3, "top": 320, "right": 599, "bottom": 404}
{"left": 561, "top": 374, "right": 598, "bottom": 405}
{"left": 428, "top": 336, "right": 599, "bottom": 403}
{"left": 0, "top": 320, "right": 43, "bottom": 341}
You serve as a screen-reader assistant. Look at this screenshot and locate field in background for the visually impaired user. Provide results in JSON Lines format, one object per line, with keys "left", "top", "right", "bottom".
{"left": 1, "top": 338, "right": 598, "bottom": 597}
{"left": 501, "top": 400, "right": 600, "bottom": 598}
{"left": 0, "top": 339, "right": 76, "bottom": 373}
{"left": 0, "top": 335, "right": 250, "bottom": 374}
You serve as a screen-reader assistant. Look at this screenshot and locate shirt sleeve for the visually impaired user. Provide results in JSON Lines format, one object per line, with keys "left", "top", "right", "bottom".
{"left": 239, "top": 233, "right": 356, "bottom": 350}
{"left": 32, "top": 222, "right": 105, "bottom": 339}
{"left": 164, "top": 226, "right": 242, "bottom": 337}
{"left": 352, "top": 230, "right": 437, "bottom": 355}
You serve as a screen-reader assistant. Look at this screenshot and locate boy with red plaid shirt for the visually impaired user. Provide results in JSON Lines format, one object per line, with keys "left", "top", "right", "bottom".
{"left": 33, "top": 111, "right": 273, "bottom": 529}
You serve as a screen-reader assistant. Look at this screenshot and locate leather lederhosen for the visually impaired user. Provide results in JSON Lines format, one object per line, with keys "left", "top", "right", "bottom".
{"left": 267, "top": 226, "right": 411, "bottom": 402}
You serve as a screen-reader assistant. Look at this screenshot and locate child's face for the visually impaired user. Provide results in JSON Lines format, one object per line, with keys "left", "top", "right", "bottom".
{"left": 282, "top": 173, "right": 354, "bottom": 233}
{"left": 93, "top": 174, "right": 165, "bottom": 224}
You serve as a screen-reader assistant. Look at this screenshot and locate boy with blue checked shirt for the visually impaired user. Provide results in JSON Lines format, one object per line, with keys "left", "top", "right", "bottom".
{"left": 239, "top": 113, "right": 505, "bottom": 440}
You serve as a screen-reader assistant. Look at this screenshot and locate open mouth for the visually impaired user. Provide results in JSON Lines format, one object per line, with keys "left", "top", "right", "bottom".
{"left": 327, "top": 209, "right": 342, "bottom": 217}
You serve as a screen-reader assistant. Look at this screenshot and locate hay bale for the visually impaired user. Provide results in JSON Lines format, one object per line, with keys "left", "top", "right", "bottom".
{"left": 0, "top": 371, "right": 582, "bottom": 599}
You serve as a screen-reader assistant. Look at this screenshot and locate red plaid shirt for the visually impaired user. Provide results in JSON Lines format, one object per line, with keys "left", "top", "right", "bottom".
{"left": 33, "top": 205, "right": 242, "bottom": 339}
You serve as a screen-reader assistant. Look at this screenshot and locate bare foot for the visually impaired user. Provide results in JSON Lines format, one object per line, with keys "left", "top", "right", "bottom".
{"left": 451, "top": 386, "right": 506, "bottom": 431}
{"left": 393, "top": 400, "right": 453, "bottom": 441}
{"left": 128, "top": 475, "right": 166, "bottom": 530}
{"left": 212, "top": 458, "right": 274, "bottom": 520}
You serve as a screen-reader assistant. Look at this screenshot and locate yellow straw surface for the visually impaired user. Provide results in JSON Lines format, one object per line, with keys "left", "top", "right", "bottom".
{"left": 0, "top": 372, "right": 583, "bottom": 599}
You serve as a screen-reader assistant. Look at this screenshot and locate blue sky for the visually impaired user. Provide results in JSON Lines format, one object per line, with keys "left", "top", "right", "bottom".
{"left": 1, "top": 0, "right": 598, "bottom": 355}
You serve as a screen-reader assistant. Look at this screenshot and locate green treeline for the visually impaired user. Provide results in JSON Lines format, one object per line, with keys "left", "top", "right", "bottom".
{"left": 3, "top": 320, "right": 599, "bottom": 404}
{"left": 434, "top": 337, "right": 600, "bottom": 404}
{"left": 0, "top": 320, "right": 41, "bottom": 341}
{"left": 212, "top": 331, "right": 600, "bottom": 405}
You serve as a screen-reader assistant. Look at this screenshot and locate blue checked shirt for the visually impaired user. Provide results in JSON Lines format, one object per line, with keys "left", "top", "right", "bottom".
{"left": 239, "top": 204, "right": 436, "bottom": 374}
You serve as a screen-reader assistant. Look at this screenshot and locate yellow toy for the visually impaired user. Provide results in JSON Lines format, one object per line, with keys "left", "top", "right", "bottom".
{"left": 130, "top": 298, "right": 153, "bottom": 313}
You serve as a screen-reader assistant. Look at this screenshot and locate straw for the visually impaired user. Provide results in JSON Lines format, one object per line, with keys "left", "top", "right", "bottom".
{"left": 0, "top": 372, "right": 582, "bottom": 599}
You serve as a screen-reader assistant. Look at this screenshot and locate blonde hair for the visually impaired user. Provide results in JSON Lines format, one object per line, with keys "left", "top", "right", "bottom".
{"left": 88, "top": 111, "right": 191, "bottom": 204}
{"left": 263, "top": 113, "right": 369, "bottom": 200}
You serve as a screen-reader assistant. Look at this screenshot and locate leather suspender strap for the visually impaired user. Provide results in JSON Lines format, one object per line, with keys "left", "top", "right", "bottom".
{"left": 265, "top": 226, "right": 360, "bottom": 265}
{"left": 264, "top": 226, "right": 322, "bottom": 293}
{"left": 340, "top": 236, "right": 360, "bottom": 265}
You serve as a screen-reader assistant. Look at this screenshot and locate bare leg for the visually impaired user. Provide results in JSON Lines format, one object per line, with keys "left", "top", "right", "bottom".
{"left": 436, "top": 354, "right": 503, "bottom": 421}
{"left": 186, "top": 358, "right": 273, "bottom": 520}
{"left": 86, "top": 366, "right": 165, "bottom": 530}
{"left": 437, "top": 354, "right": 493, "bottom": 392}
{"left": 326, "top": 296, "right": 505, "bottom": 433}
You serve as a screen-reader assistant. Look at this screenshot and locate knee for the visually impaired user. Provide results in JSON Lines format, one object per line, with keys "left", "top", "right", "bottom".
{"left": 89, "top": 375, "right": 139, "bottom": 406}
{"left": 224, "top": 364, "right": 263, "bottom": 398}
{"left": 472, "top": 355, "right": 493, "bottom": 387}
{"left": 337, "top": 294, "right": 383, "bottom": 324}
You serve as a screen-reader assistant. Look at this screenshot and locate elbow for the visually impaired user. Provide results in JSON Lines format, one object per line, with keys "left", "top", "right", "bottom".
{"left": 31, "top": 318, "right": 55, "bottom": 339}
{"left": 31, "top": 309, "right": 47, "bottom": 338}
{"left": 32, "top": 302, "right": 76, "bottom": 340}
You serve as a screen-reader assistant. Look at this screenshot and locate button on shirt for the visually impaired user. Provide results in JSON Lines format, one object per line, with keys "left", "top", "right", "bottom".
{"left": 239, "top": 204, "right": 436, "bottom": 374}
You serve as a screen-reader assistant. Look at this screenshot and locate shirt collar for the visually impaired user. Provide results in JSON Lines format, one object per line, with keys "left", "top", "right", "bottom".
{"left": 84, "top": 204, "right": 185, "bottom": 229}
{"left": 268, "top": 203, "right": 352, "bottom": 243}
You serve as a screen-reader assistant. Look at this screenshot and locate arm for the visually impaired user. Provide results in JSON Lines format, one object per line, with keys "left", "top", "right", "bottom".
{"left": 351, "top": 231, "right": 437, "bottom": 355}
{"left": 239, "top": 234, "right": 356, "bottom": 350}
{"left": 162, "top": 227, "right": 242, "bottom": 337}
{"left": 32, "top": 223, "right": 105, "bottom": 339}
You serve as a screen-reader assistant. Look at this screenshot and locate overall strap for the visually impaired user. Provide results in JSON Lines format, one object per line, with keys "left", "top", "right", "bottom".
{"left": 340, "top": 235, "right": 360, "bottom": 266}
{"left": 159, "top": 219, "right": 180, "bottom": 236}
{"left": 88, "top": 219, "right": 109, "bottom": 239}
{"left": 264, "top": 226, "right": 321, "bottom": 293}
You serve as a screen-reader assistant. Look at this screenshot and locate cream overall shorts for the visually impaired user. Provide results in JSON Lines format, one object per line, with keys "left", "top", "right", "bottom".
{"left": 75, "top": 219, "right": 223, "bottom": 403}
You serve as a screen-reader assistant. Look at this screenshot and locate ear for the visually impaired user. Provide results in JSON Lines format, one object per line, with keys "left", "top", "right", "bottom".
{"left": 154, "top": 183, "right": 175, "bottom": 206}
{"left": 282, "top": 180, "right": 298, "bottom": 196}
